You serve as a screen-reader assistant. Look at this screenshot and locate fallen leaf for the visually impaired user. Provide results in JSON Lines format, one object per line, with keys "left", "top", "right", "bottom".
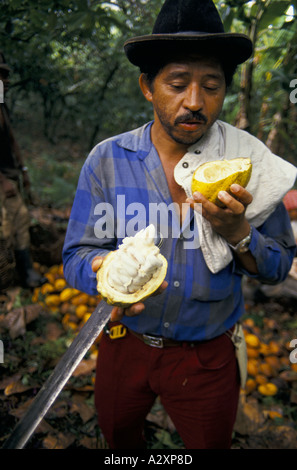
{"left": 70, "top": 400, "right": 95, "bottom": 423}
{"left": 72, "top": 359, "right": 96, "bottom": 377}
{"left": 279, "top": 370, "right": 297, "bottom": 382}
{"left": 25, "top": 304, "right": 43, "bottom": 324}
{"left": 42, "top": 432, "right": 76, "bottom": 449}
{"left": 45, "top": 322, "right": 64, "bottom": 341}
{"left": 4, "top": 308, "right": 26, "bottom": 339}
{"left": 234, "top": 394, "right": 267, "bottom": 435}
{"left": 79, "top": 436, "right": 101, "bottom": 449}
{"left": 0, "top": 373, "right": 22, "bottom": 390}
{"left": 4, "top": 380, "right": 37, "bottom": 396}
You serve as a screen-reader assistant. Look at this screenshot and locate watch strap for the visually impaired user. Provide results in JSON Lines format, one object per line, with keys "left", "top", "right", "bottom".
{"left": 228, "top": 226, "right": 252, "bottom": 254}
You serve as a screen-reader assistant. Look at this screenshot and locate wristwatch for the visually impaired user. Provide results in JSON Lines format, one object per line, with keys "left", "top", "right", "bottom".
{"left": 228, "top": 227, "right": 253, "bottom": 254}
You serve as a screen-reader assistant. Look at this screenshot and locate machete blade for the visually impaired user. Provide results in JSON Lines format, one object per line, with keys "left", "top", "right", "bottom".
{"left": 2, "top": 301, "right": 113, "bottom": 449}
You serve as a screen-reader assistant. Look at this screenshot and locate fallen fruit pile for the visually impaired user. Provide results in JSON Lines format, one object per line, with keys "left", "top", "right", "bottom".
{"left": 32, "top": 263, "right": 102, "bottom": 355}
{"left": 242, "top": 314, "right": 297, "bottom": 406}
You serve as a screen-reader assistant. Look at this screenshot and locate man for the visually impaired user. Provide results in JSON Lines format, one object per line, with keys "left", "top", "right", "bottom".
{"left": 0, "top": 52, "right": 45, "bottom": 289}
{"left": 62, "top": 0, "right": 297, "bottom": 449}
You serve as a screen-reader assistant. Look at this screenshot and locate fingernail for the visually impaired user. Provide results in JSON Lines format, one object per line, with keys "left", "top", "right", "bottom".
{"left": 231, "top": 184, "right": 240, "bottom": 192}
{"left": 218, "top": 190, "right": 227, "bottom": 200}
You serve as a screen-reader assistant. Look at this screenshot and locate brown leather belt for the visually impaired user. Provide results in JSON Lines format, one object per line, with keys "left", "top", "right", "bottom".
{"left": 128, "top": 325, "right": 236, "bottom": 349}
{"left": 128, "top": 328, "right": 192, "bottom": 348}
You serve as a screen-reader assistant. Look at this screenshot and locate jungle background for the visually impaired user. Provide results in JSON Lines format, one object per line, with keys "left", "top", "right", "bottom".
{"left": 1, "top": 0, "right": 297, "bottom": 450}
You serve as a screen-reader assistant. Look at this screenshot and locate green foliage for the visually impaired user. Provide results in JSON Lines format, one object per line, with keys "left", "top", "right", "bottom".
{"left": 27, "top": 151, "right": 82, "bottom": 208}
{"left": 0, "top": 0, "right": 296, "bottom": 209}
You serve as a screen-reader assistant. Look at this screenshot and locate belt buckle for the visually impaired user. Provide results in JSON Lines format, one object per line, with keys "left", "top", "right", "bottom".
{"left": 143, "top": 334, "right": 164, "bottom": 348}
{"left": 109, "top": 324, "right": 127, "bottom": 339}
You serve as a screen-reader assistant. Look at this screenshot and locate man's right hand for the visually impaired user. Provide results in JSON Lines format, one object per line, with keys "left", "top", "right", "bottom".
{"left": 91, "top": 255, "right": 167, "bottom": 322}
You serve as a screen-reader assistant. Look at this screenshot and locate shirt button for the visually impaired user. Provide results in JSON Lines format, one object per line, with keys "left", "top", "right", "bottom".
{"left": 174, "top": 281, "right": 180, "bottom": 287}
{"left": 182, "top": 162, "right": 189, "bottom": 168}
{"left": 164, "top": 322, "right": 170, "bottom": 328}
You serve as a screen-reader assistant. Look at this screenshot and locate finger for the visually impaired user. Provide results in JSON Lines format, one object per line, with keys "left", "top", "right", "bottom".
{"left": 152, "top": 280, "right": 168, "bottom": 296}
{"left": 187, "top": 192, "right": 221, "bottom": 217}
{"left": 230, "top": 184, "right": 253, "bottom": 205}
{"left": 186, "top": 192, "right": 212, "bottom": 213}
{"left": 217, "top": 190, "right": 245, "bottom": 214}
{"left": 110, "top": 306, "right": 124, "bottom": 321}
{"left": 125, "top": 302, "right": 145, "bottom": 317}
{"left": 92, "top": 256, "right": 103, "bottom": 272}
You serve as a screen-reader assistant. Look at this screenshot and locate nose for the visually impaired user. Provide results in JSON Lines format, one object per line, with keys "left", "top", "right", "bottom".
{"left": 183, "top": 83, "right": 203, "bottom": 111}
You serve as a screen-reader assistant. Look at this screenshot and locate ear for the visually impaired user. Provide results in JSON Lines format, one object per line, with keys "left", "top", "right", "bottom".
{"left": 139, "top": 74, "right": 153, "bottom": 103}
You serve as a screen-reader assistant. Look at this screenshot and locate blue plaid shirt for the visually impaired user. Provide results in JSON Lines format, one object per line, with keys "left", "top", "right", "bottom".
{"left": 62, "top": 121, "right": 296, "bottom": 341}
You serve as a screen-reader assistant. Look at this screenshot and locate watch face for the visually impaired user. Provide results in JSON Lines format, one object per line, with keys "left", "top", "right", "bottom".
{"left": 237, "top": 235, "right": 252, "bottom": 253}
{"left": 238, "top": 243, "right": 250, "bottom": 253}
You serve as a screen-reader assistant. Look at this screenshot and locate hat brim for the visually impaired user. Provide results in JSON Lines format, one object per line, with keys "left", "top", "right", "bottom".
{"left": 124, "top": 32, "right": 253, "bottom": 70}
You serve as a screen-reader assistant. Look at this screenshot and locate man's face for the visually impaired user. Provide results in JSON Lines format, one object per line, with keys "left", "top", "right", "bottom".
{"left": 142, "top": 56, "right": 226, "bottom": 148}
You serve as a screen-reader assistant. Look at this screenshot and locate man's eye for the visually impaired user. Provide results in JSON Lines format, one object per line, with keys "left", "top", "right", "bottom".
{"left": 204, "top": 85, "right": 219, "bottom": 91}
{"left": 170, "top": 83, "right": 186, "bottom": 90}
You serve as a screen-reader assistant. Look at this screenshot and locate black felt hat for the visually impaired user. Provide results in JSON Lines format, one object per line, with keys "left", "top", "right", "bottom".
{"left": 124, "top": 0, "right": 253, "bottom": 72}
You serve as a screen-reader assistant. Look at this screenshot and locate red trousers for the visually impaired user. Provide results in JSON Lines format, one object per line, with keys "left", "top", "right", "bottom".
{"left": 94, "top": 325, "right": 240, "bottom": 449}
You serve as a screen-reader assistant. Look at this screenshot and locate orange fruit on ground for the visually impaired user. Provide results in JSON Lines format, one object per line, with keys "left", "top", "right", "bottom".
{"left": 265, "top": 355, "right": 280, "bottom": 370}
{"left": 54, "top": 278, "right": 67, "bottom": 292}
{"left": 291, "top": 363, "right": 297, "bottom": 372}
{"left": 280, "top": 356, "right": 290, "bottom": 367}
{"left": 243, "top": 318, "right": 255, "bottom": 328}
{"left": 75, "top": 304, "right": 89, "bottom": 319}
{"left": 82, "top": 312, "right": 92, "bottom": 324}
{"left": 259, "top": 343, "right": 271, "bottom": 356}
{"left": 268, "top": 340, "right": 281, "bottom": 355}
{"left": 255, "top": 374, "right": 268, "bottom": 385}
{"left": 41, "top": 283, "right": 55, "bottom": 295}
{"left": 247, "top": 347, "right": 259, "bottom": 359}
{"left": 71, "top": 292, "right": 89, "bottom": 306}
{"left": 259, "top": 362, "right": 276, "bottom": 377}
{"left": 258, "top": 382, "right": 278, "bottom": 396}
{"left": 245, "top": 334, "right": 261, "bottom": 349}
{"left": 44, "top": 272, "right": 56, "bottom": 285}
{"left": 267, "top": 410, "right": 283, "bottom": 420}
{"left": 247, "top": 359, "right": 259, "bottom": 377}
{"left": 48, "top": 265, "right": 60, "bottom": 275}
{"left": 44, "top": 294, "right": 61, "bottom": 307}
{"left": 244, "top": 378, "right": 257, "bottom": 394}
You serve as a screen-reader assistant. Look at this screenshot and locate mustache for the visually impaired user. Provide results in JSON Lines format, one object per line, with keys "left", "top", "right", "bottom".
{"left": 175, "top": 111, "right": 208, "bottom": 125}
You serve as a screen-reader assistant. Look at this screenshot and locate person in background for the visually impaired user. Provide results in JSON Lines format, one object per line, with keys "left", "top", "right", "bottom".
{"left": 0, "top": 51, "right": 46, "bottom": 289}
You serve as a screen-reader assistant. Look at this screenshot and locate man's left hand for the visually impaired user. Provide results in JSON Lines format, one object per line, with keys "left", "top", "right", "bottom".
{"left": 187, "top": 183, "right": 253, "bottom": 245}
